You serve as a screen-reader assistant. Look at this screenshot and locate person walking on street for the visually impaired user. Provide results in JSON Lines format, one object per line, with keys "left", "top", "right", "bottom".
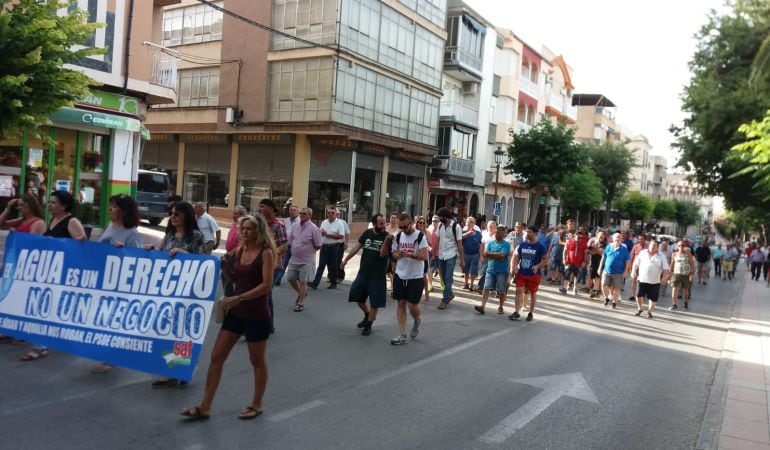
{"left": 461, "top": 216, "right": 482, "bottom": 292}
{"left": 435, "top": 207, "right": 464, "bottom": 310}
{"left": 588, "top": 231, "right": 608, "bottom": 298}
{"left": 386, "top": 213, "right": 428, "bottom": 345}
{"left": 712, "top": 242, "right": 723, "bottom": 279}
{"left": 627, "top": 233, "right": 648, "bottom": 302}
{"left": 415, "top": 216, "right": 432, "bottom": 301}
{"left": 560, "top": 230, "right": 588, "bottom": 296}
{"left": 341, "top": 214, "right": 390, "bottom": 336}
{"left": 258, "top": 199, "right": 288, "bottom": 333}
{"left": 180, "top": 214, "right": 277, "bottom": 421}
{"left": 194, "top": 201, "right": 220, "bottom": 254}
{"left": 631, "top": 240, "right": 670, "bottom": 318}
{"left": 334, "top": 209, "right": 351, "bottom": 283}
{"left": 509, "top": 226, "right": 548, "bottom": 322}
{"left": 694, "top": 241, "right": 713, "bottom": 285}
{"left": 475, "top": 226, "right": 511, "bottom": 315}
{"left": 385, "top": 212, "right": 399, "bottom": 290}
{"left": 722, "top": 243, "right": 739, "bottom": 281}
{"left": 477, "top": 221, "right": 498, "bottom": 291}
{"left": 286, "top": 208, "right": 322, "bottom": 311}
{"left": 226, "top": 206, "right": 247, "bottom": 252}
{"left": 670, "top": 241, "right": 695, "bottom": 310}
{"left": 310, "top": 207, "right": 346, "bottom": 290}
{"left": 599, "top": 232, "right": 631, "bottom": 309}
{"left": 280, "top": 205, "right": 300, "bottom": 286}
{"left": 749, "top": 243, "right": 766, "bottom": 281}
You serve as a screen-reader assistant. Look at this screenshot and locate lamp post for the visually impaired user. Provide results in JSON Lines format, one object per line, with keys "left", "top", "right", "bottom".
{"left": 493, "top": 146, "right": 505, "bottom": 222}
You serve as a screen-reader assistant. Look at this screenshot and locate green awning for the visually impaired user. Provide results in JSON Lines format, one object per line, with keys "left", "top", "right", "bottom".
{"left": 50, "top": 107, "right": 141, "bottom": 133}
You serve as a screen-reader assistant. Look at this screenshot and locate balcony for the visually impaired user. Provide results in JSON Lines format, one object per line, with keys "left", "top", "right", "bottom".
{"left": 444, "top": 46, "right": 483, "bottom": 82}
{"left": 515, "top": 121, "right": 531, "bottom": 134}
{"left": 434, "top": 156, "right": 475, "bottom": 180}
{"left": 548, "top": 94, "right": 564, "bottom": 113}
{"left": 563, "top": 104, "right": 577, "bottom": 122}
{"left": 496, "top": 122, "right": 512, "bottom": 143}
{"left": 499, "top": 75, "right": 517, "bottom": 98}
{"left": 440, "top": 101, "right": 479, "bottom": 128}
{"left": 149, "top": 49, "right": 177, "bottom": 90}
{"left": 519, "top": 77, "right": 539, "bottom": 99}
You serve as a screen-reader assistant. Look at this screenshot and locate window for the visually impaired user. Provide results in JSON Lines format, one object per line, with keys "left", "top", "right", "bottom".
{"left": 162, "top": 2, "right": 223, "bottom": 47}
{"left": 268, "top": 58, "right": 335, "bottom": 122}
{"left": 178, "top": 67, "right": 220, "bottom": 107}
{"left": 272, "top": 0, "right": 338, "bottom": 50}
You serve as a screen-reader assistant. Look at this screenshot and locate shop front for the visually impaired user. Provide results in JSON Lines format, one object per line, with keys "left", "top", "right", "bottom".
{"left": 236, "top": 134, "right": 295, "bottom": 215}
{"left": 427, "top": 178, "right": 482, "bottom": 220}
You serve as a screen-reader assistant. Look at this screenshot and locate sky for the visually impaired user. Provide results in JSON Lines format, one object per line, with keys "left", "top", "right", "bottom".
{"left": 466, "top": 0, "right": 728, "bottom": 167}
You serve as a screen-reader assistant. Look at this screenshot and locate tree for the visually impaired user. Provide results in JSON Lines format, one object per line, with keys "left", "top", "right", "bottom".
{"left": 615, "top": 191, "right": 654, "bottom": 231}
{"left": 558, "top": 168, "right": 603, "bottom": 226}
{"left": 504, "top": 118, "right": 586, "bottom": 226}
{"left": 588, "top": 141, "right": 636, "bottom": 227}
{"left": 653, "top": 199, "right": 677, "bottom": 221}
{"left": 673, "top": 200, "right": 702, "bottom": 237}
{"left": 672, "top": 3, "right": 770, "bottom": 211}
{"left": 0, "top": 0, "right": 102, "bottom": 140}
{"left": 731, "top": 109, "right": 770, "bottom": 200}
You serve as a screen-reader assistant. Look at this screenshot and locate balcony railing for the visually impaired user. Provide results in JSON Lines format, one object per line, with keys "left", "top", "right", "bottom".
{"left": 548, "top": 94, "right": 564, "bottom": 112}
{"left": 440, "top": 101, "right": 479, "bottom": 127}
{"left": 434, "top": 156, "right": 475, "bottom": 179}
{"left": 564, "top": 104, "right": 577, "bottom": 121}
{"left": 444, "top": 46, "right": 483, "bottom": 74}
{"left": 515, "top": 121, "right": 531, "bottom": 134}
{"left": 148, "top": 48, "right": 178, "bottom": 90}
{"left": 519, "top": 77, "right": 539, "bottom": 99}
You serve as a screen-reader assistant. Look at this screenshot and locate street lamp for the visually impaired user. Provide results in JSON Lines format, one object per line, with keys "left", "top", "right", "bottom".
{"left": 493, "top": 146, "right": 506, "bottom": 222}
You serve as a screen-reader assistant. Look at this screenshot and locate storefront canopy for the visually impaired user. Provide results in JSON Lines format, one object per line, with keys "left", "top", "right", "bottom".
{"left": 50, "top": 107, "right": 147, "bottom": 136}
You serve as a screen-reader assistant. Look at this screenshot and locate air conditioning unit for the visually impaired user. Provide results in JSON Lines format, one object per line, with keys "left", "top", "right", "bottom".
{"left": 462, "top": 81, "right": 479, "bottom": 95}
{"left": 433, "top": 157, "right": 449, "bottom": 170}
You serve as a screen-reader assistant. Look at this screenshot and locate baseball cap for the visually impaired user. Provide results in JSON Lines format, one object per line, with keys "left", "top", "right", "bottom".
{"left": 259, "top": 198, "right": 278, "bottom": 212}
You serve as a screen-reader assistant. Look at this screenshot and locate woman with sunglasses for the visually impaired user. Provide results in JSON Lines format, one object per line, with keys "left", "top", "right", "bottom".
{"left": 181, "top": 214, "right": 277, "bottom": 420}
{"left": 0, "top": 193, "right": 45, "bottom": 345}
{"left": 415, "top": 216, "right": 432, "bottom": 301}
{"left": 90, "top": 194, "right": 143, "bottom": 374}
{"left": 145, "top": 200, "right": 206, "bottom": 388}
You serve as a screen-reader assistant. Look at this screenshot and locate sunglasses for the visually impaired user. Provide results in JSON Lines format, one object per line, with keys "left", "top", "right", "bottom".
{"left": 417, "top": 221, "right": 425, "bottom": 225}
{"left": 399, "top": 224, "right": 411, "bottom": 230}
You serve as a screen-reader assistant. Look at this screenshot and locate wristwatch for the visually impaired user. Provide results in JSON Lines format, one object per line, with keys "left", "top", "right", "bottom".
{"left": 239, "top": 295, "right": 244, "bottom": 303}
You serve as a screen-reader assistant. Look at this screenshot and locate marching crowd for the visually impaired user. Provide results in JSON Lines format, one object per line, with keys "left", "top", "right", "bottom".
{"left": 1, "top": 191, "right": 766, "bottom": 421}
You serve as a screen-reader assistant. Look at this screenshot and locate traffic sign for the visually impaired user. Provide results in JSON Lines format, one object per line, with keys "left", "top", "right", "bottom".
{"left": 494, "top": 202, "right": 501, "bottom": 216}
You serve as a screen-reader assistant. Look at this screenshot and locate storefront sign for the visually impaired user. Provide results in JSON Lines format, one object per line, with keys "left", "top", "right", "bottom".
{"left": 311, "top": 137, "right": 359, "bottom": 150}
{"left": 360, "top": 143, "right": 391, "bottom": 156}
{"left": 0, "top": 233, "right": 220, "bottom": 381}
{"left": 428, "top": 178, "right": 442, "bottom": 188}
{"left": 79, "top": 90, "right": 139, "bottom": 115}
{"left": 396, "top": 149, "right": 433, "bottom": 163}
{"left": 55, "top": 180, "right": 71, "bottom": 192}
{"left": 236, "top": 134, "right": 294, "bottom": 145}
{"left": 149, "top": 133, "right": 176, "bottom": 143}
{"left": 50, "top": 107, "right": 141, "bottom": 133}
{"left": 28, "top": 148, "right": 44, "bottom": 168}
{"left": 179, "top": 134, "right": 230, "bottom": 144}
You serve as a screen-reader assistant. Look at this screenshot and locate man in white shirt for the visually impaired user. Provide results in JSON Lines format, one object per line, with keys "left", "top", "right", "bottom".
{"left": 194, "top": 201, "right": 220, "bottom": 254}
{"left": 435, "top": 207, "right": 464, "bottom": 310}
{"left": 310, "top": 207, "right": 346, "bottom": 289}
{"left": 335, "top": 209, "right": 351, "bottom": 283}
{"left": 385, "top": 213, "right": 429, "bottom": 345}
{"left": 631, "top": 240, "right": 670, "bottom": 318}
{"left": 280, "top": 205, "right": 300, "bottom": 286}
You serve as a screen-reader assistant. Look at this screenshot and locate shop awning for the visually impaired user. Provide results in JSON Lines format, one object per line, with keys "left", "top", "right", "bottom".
{"left": 50, "top": 107, "right": 142, "bottom": 133}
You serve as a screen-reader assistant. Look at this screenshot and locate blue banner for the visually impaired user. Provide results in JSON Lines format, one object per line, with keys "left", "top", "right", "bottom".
{"left": 0, "top": 233, "right": 220, "bottom": 381}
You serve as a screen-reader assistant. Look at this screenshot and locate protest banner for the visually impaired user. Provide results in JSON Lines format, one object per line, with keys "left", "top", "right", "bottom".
{"left": 0, "top": 233, "right": 220, "bottom": 381}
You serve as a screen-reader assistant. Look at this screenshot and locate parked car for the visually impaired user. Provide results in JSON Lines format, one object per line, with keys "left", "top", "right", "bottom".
{"left": 136, "top": 169, "right": 170, "bottom": 226}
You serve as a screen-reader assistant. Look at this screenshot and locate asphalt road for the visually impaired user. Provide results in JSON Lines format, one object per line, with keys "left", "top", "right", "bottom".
{"left": 0, "top": 229, "right": 742, "bottom": 449}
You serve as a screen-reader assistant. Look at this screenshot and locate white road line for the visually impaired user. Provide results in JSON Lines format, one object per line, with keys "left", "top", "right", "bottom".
{"left": 363, "top": 328, "right": 513, "bottom": 386}
{"left": 269, "top": 399, "right": 325, "bottom": 422}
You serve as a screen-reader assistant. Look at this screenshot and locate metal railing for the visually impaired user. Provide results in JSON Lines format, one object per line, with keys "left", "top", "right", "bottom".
{"left": 434, "top": 156, "right": 475, "bottom": 178}
{"left": 440, "top": 101, "right": 479, "bottom": 127}
{"left": 519, "top": 77, "right": 539, "bottom": 99}
{"left": 148, "top": 48, "right": 178, "bottom": 90}
{"left": 548, "top": 93, "right": 564, "bottom": 112}
{"left": 444, "top": 46, "right": 483, "bottom": 73}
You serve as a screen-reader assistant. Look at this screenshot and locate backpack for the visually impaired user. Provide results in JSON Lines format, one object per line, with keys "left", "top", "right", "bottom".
{"left": 441, "top": 220, "right": 459, "bottom": 246}
{"left": 396, "top": 231, "right": 424, "bottom": 249}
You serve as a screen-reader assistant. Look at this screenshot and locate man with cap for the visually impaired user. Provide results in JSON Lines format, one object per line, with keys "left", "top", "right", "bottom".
{"left": 259, "top": 199, "right": 288, "bottom": 332}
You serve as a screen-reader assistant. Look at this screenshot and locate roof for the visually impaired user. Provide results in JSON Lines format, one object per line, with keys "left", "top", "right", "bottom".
{"left": 572, "top": 94, "right": 616, "bottom": 107}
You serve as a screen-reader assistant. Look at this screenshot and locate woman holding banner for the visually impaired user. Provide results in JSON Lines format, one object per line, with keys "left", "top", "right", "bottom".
{"left": 0, "top": 193, "right": 45, "bottom": 345}
{"left": 17, "top": 191, "right": 86, "bottom": 361}
{"left": 146, "top": 200, "right": 206, "bottom": 388}
{"left": 181, "top": 214, "right": 277, "bottom": 420}
{"left": 91, "top": 194, "right": 143, "bottom": 374}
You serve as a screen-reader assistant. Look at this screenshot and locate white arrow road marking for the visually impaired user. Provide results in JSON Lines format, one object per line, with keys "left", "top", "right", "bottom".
{"left": 479, "top": 372, "right": 598, "bottom": 444}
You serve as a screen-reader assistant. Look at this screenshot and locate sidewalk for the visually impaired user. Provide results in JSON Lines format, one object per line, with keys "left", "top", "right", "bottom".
{"left": 698, "top": 271, "right": 770, "bottom": 449}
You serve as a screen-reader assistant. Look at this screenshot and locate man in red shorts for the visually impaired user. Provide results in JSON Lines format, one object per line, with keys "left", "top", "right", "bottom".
{"left": 510, "top": 225, "right": 549, "bottom": 322}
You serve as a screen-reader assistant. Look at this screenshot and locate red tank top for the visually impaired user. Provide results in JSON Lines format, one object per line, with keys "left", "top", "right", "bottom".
{"left": 229, "top": 247, "right": 270, "bottom": 320}
{"left": 15, "top": 217, "right": 43, "bottom": 233}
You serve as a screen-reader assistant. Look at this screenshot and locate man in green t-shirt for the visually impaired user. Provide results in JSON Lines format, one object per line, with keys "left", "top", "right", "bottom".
{"left": 341, "top": 214, "right": 390, "bottom": 336}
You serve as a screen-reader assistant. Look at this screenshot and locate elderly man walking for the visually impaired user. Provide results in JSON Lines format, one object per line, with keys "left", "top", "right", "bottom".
{"left": 631, "top": 240, "right": 670, "bottom": 318}
{"left": 194, "top": 201, "right": 220, "bottom": 254}
{"left": 287, "top": 208, "right": 322, "bottom": 311}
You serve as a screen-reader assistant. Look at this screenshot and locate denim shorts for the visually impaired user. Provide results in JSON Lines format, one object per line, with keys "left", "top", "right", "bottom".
{"left": 463, "top": 253, "right": 480, "bottom": 275}
{"left": 484, "top": 272, "right": 509, "bottom": 293}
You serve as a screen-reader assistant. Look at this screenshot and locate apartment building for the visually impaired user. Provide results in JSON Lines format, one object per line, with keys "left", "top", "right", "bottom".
{"left": 428, "top": 0, "right": 489, "bottom": 219}
{"left": 144, "top": 0, "right": 448, "bottom": 228}
{"left": 572, "top": 93, "right": 619, "bottom": 145}
{"left": 651, "top": 155, "right": 667, "bottom": 200}
{"left": 0, "top": 0, "right": 176, "bottom": 227}
{"left": 626, "top": 133, "right": 653, "bottom": 195}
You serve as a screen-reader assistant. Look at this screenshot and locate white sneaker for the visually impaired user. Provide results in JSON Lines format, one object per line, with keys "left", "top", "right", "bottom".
{"left": 390, "top": 335, "right": 408, "bottom": 345}
{"left": 572, "top": 288, "right": 578, "bottom": 295}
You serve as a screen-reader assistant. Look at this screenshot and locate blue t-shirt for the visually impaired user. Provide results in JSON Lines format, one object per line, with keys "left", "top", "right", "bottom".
{"left": 517, "top": 240, "right": 547, "bottom": 276}
{"left": 485, "top": 239, "right": 511, "bottom": 274}
{"left": 623, "top": 238, "right": 634, "bottom": 250}
{"left": 537, "top": 232, "right": 550, "bottom": 248}
{"left": 603, "top": 244, "right": 630, "bottom": 274}
{"left": 462, "top": 227, "right": 482, "bottom": 255}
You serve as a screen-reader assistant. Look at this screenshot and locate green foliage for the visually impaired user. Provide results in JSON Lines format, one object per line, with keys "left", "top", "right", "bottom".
{"left": 653, "top": 199, "right": 677, "bottom": 220}
{"left": 587, "top": 141, "right": 636, "bottom": 225}
{"left": 615, "top": 191, "right": 654, "bottom": 224}
{"left": 673, "top": 200, "right": 702, "bottom": 235}
{"left": 726, "top": 207, "right": 770, "bottom": 236}
{"left": 731, "top": 110, "right": 770, "bottom": 200}
{"left": 0, "top": 0, "right": 103, "bottom": 141}
{"left": 559, "top": 169, "right": 604, "bottom": 216}
{"left": 672, "top": 3, "right": 770, "bottom": 210}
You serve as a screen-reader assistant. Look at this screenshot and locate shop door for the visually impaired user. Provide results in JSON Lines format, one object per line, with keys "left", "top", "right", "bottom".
{"left": 184, "top": 172, "right": 207, "bottom": 203}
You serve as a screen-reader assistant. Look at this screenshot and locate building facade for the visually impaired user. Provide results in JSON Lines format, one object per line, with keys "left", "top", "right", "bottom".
{"left": 0, "top": 0, "right": 176, "bottom": 227}
{"left": 144, "top": 0, "right": 448, "bottom": 229}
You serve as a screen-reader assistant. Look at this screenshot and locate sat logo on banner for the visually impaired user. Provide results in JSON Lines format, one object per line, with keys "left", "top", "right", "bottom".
{"left": 0, "top": 233, "right": 220, "bottom": 381}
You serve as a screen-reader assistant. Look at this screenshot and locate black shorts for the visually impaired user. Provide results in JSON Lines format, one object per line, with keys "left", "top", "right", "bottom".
{"left": 393, "top": 275, "right": 424, "bottom": 304}
{"left": 564, "top": 265, "right": 581, "bottom": 278}
{"left": 221, "top": 314, "right": 271, "bottom": 342}
{"left": 637, "top": 282, "right": 661, "bottom": 302}
{"left": 590, "top": 265, "right": 601, "bottom": 279}
{"left": 348, "top": 273, "right": 387, "bottom": 309}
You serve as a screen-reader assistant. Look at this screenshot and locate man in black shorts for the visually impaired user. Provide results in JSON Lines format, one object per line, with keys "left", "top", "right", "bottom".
{"left": 631, "top": 240, "right": 670, "bottom": 318}
{"left": 385, "top": 213, "right": 429, "bottom": 345}
{"left": 341, "top": 214, "right": 390, "bottom": 336}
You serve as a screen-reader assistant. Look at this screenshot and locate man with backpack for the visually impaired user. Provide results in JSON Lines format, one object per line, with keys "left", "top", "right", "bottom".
{"left": 435, "top": 207, "right": 464, "bottom": 310}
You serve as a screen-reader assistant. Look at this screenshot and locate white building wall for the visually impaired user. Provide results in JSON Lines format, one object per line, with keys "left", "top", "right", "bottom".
{"left": 476, "top": 24, "right": 497, "bottom": 188}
